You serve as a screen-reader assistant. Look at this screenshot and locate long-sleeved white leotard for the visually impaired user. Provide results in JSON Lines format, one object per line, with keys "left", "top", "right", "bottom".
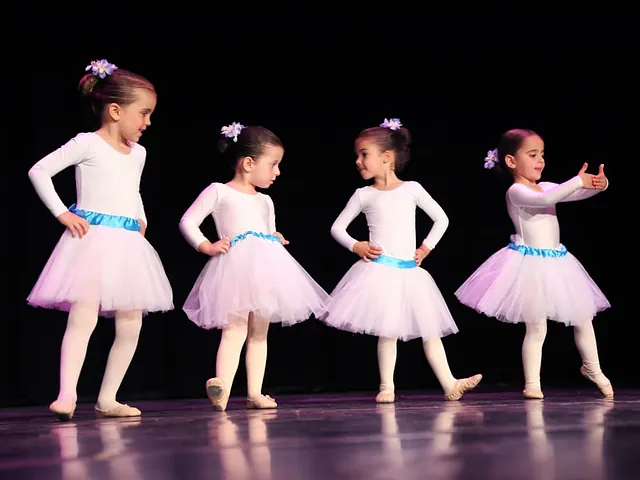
{"left": 506, "top": 176, "right": 607, "bottom": 249}
{"left": 179, "top": 182, "right": 276, "bottom": 250}
{"left": 331, "top": 181, "right": 449, "bottom": 259}
{"left": 28, "top": 132, "right": 148, "bottom": 224}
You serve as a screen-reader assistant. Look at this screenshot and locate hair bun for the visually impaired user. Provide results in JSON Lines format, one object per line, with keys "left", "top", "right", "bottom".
{"left": 78, "top": 73, "right": 99, "bottom": 97}
{"left": 396, "top": 127, "right": 411, "bottom": 146}
{"left": 217, "top": 135, "right": 232, "bottom": 154}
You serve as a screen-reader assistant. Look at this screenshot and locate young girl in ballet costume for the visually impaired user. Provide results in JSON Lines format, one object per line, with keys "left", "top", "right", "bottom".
{"left": 322, "top": 118, "right": 482, "bottom": 403}
{"left": 179, "top": 122, "right": 330, "bottom": 411}
{"left": 455, "top": 129, "right": 612, "bottom": 399}
{"left": 27, "top": 59, "right": 174, "bottom": 419}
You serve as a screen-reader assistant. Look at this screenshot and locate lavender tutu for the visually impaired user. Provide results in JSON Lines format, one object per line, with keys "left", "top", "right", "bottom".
{"left": 321, "top": 259, "right": 459, "bottom": 341}
{"left": 455, "top": 243, "right": 610, "bottom": 326}
{"left": 27, "top": 226, "right": 174, "bottom": 316}
{"left": 183, "top": 234, "right": 330, "bottom": 328}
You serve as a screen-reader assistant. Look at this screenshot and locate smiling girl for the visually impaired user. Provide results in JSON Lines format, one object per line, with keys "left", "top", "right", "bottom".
{"left": 321, "top": 118, "right": 482, "bottom": 403}
{"left": 455, "top": 128, "right": 612, "bottom": 399}
{"left": 27, "top": 59, "right": 173, "bottom": 420}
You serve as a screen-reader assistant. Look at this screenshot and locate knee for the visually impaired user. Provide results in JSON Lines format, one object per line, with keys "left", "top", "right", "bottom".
{"left": 525, "top": 322, "right": 547, "bottom": 342}
{"left": 248, "top": 325, "right": 269, "bottom": 343}
{"left": 115, "top": 310, "right": 143, "bottom": 338}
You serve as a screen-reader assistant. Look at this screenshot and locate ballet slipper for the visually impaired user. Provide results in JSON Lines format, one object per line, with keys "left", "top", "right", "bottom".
{"left": 523, "top": 390, "right": 544, "bottom": 399}
{"left": 580, "top": 366, "right": 614, "bottom": 399}
{"left": 206, "top": 378, "right": 230, "bottom": 411}
{"left": 375, "top": 390, "right": 395, "bottom": 403}
{"left": 95, "top": 404, "right": 141, "bottom": 418}
{"left": 444, "top": 374, "right": 482, "bottom": 401}
{"left": 49, "top": 399, "right": 77, "bottom": 421}
{"left": 246, "top": 394, "right": 277, "bottom": 409}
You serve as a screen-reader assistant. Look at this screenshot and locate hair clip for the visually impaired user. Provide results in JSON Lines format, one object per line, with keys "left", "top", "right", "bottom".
{"left": 484, "top": 148, "right": 498, "bottom": 169}
{"left": 85, "top": 59, "right": 118, "bottom": 79}
{"left": 380, "top": 118, "right": 402, "bottom": 130}
{"left": 221, "top": 122, "right": 245, "bottom": 142}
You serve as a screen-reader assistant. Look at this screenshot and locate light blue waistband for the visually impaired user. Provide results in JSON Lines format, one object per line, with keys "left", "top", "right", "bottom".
{"left": 507, "top": 242, "right": 567, "bottom": 258}
{"left": 371, "top": 254, "right": 417, "bottom": 269}
{"left": 230, "top": 230, "right": 281, "bottom": 247}
{"left": 69, "top": 204, "right": 140, "bottom": 232}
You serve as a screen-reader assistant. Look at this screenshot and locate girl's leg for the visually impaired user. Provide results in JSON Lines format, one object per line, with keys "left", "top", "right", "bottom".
{"left": 423, "top": 337, "right": 482, "bottom": 401}
{"left": 522, "top": 319, "right": 547, "bottom": 398}
{"left": 376, "top": 337, "right": 397, "bottom": 403}
{"left": 50, "top": 302, "right": 99, "bottom": 419}
{"left": 96, "top": 309, "right": 143, "bottom": 416}
{"left": 574, "top": 321, "right": 613, "bottom": 398}
{"left": 245, "top": 313, "right": 275, "bottom": 409}
{"left": 207, "top": 316, "right": 248, "bottom": 411}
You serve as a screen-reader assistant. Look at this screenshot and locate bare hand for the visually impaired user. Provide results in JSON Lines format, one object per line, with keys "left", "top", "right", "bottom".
{"left": 414, "top": 244, "right": 431, "bottom": 266}
{"left": 274, "top": 232, "right": 289, "bottom": 245}
{"left": 353, "top": 241, "right": 383, "bottom": 262}
{"left": 592, "top": 164, "right": 607, "bottom": 190}
{"left": 577, "top": 163, "right": 596, "bottom": 189}
{"left": 138, "top": 219, "right": 147, "bottom": 236}
{"left": 57, "top": 211, "right": 90, "bottom": 238}
{"left": 199, "top": 237, "right": 230, "bottom": 256}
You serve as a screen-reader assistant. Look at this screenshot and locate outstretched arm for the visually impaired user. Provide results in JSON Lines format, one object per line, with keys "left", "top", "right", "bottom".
{"left": 546, "top": 164, "right": 609, "bottom": 202}
{"left": 508, "top": 177, "right": 585, "bottom": 207}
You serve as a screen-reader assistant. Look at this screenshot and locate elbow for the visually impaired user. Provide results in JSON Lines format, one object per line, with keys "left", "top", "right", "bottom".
{"left": 437, "top": 213, "right": 450, "bottom": 231}
{"left": 27, "top": 164, "right": 42, "bottom": 181}
{"left": 178, "top": 216, "right": 192, "bottom": 235}
{"left": 330, "top": 223, "right": 343, "bottom": 241}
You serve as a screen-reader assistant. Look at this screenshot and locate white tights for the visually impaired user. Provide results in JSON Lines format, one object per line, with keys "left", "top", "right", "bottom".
{"left": 215, "top": 313, "right": 270, "bottom": 399}
{"left": 377, "top": 336, "right": 457, "bottom": 394}
{"left": 522, "top": 319, "right": 608, "bottom": 392}
{"left": 57, "top": 302, "right": 142, "bottom": 410}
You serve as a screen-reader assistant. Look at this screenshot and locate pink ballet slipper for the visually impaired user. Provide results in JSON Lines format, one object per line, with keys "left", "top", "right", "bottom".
{"left": 444, "top": 374, "right": 482, "bottom": 401}
{"left": 49, "top": 399, "right": 77, "bottom": 421}
{"left": 206, "top": 378, "right": 230, "bottom": 411}
{"left": 247, "top": 394, "right": 277, "bottom": 409}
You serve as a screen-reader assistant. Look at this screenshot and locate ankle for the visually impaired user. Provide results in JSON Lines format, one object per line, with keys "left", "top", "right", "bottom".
{"left": 582, "top": 361, "right": 602, "bottom": 375}
{"left": 96, "top": 398, "right": 121, "bottom": 410}
{"left": 57, "top": 393, "right": 77, "bottom": 404}
{"left": 524, "top": 382, "right": 542, "bottom": 392}
{"left": 379, "top": 383, "right": 394, "bottom": 393}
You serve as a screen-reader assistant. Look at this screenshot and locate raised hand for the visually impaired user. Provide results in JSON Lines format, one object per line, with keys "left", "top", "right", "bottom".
{"left": 57, "top": 211, "right": 90, "bottom": 238}
{"left": 577, "top": 163, "right": 596, "bottom": 189}
{"left": 353, "top": 241, "right": 383, "bottom": 262}
{"left": 592, "top": 164, "right": 608, "bottom": 190}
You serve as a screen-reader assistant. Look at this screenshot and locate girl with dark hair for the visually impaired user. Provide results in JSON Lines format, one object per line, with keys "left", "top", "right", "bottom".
{"left": 456, "top": 129, "right": 612, "bottom": 399}
{"left": 179, "top": 122, "right": 330, "bottom": 411}
{"left": 322, "top": 118, "right": 482, "bottom": 403}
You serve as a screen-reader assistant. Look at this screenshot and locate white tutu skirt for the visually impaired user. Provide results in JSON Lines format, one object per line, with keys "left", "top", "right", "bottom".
{"left": 183, "top": 235, "right": 330, "bottom": 329}
{"left": 455, "top": 245, "right": 610, "bottom": 326}
{"left": 321, "top": 260, "right": 459, "bottom": 341}
{"left": 27, "top": 226, "right": 174, "bottom": 317}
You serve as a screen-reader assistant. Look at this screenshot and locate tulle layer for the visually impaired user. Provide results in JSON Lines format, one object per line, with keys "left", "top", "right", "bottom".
{"left": 455, "top": 246, "right": 610, "bottom": 325}
{"left": 183, "top": 235, "right": 330, "bottom": 329}
{"left": 321, "top": 260, "right": 459, "bottom": 341}
{"left": 27, "top": 226, "right": 173, "bottom": 317}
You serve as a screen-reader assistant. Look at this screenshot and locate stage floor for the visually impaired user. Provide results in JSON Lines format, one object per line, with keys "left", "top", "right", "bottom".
{"left": 1, "top": 390, "right": 638, "bottom": 479}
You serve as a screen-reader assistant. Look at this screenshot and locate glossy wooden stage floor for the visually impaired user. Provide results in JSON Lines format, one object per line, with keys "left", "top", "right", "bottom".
{"left": 1, "top": 390, "right": 638, "bottom": 479}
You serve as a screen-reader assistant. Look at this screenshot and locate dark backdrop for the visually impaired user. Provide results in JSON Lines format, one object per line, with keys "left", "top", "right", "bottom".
{"left": 4, "top": 5, "right": 631, "bottom": 406}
